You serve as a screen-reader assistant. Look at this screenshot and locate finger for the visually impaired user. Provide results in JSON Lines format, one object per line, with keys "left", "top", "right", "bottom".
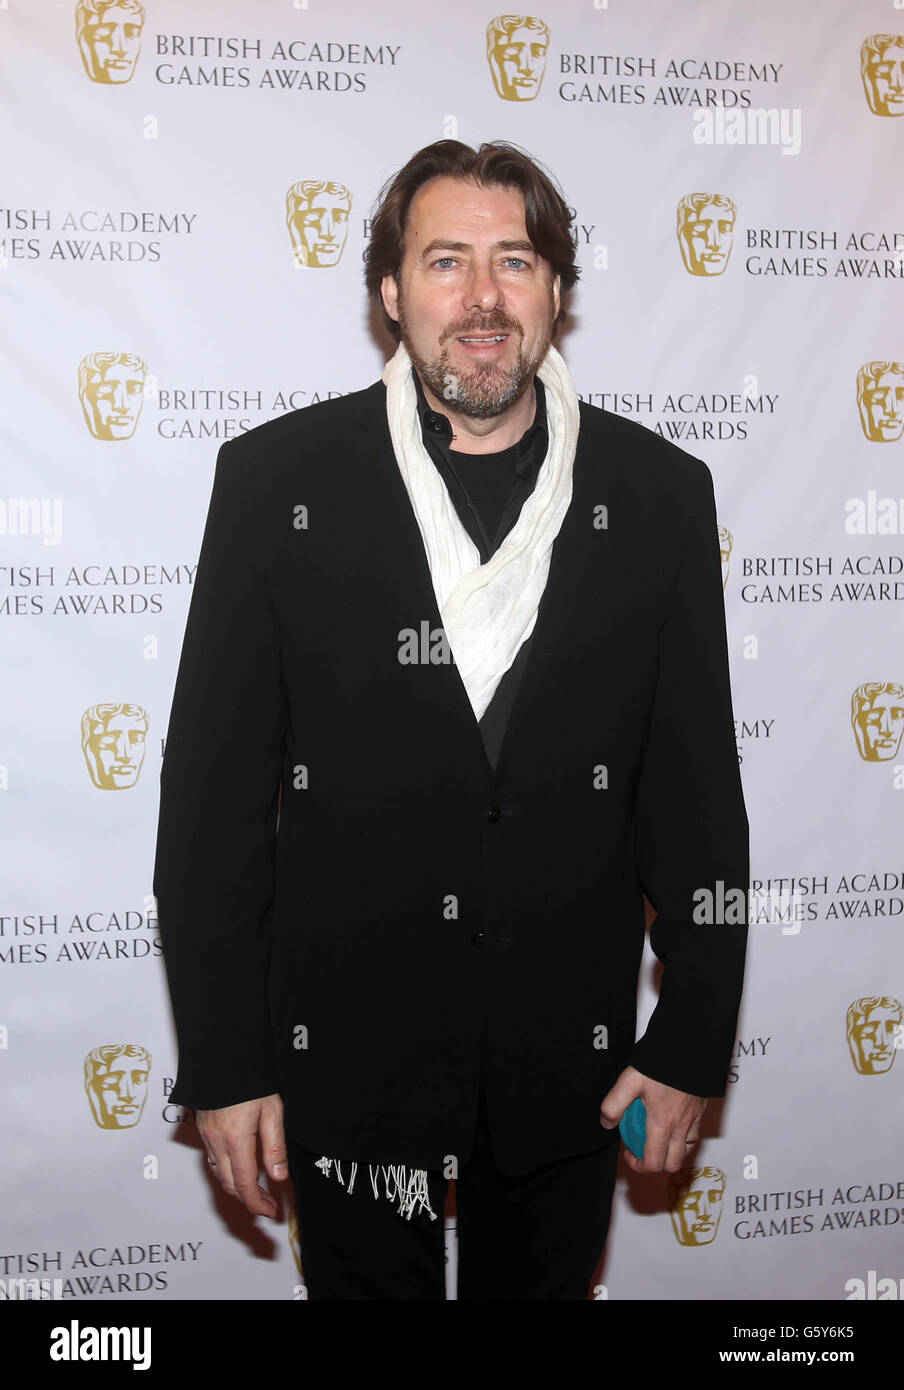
{"left": 203, "top": 1143, "right": 237, "bottom": 1197}
{"left": 260, "top": 1104, "right": 288, "bottom": 1182}
{"left": 599, "top": 1080, "right": 638, "bottom": 1129}
{"left": 228, "top": 1132, "right": 278, "bottom": 1218}
{"left": 632, "top": 1111, "right": 669, "bottom": 1172}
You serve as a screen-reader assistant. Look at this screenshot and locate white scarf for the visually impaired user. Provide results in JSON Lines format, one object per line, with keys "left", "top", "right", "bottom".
{"left": 382, "top": 340, "right": 579, "bottom": 721}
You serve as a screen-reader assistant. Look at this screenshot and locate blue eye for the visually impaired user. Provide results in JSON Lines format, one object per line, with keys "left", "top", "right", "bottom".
{"left": 433, "top": 258, "right": 456, "bottom": 270}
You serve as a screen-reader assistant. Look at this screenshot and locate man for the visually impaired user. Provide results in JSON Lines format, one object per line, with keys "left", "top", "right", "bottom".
{"left": 154, "top": 139, "right": 749, "bottom": 1300}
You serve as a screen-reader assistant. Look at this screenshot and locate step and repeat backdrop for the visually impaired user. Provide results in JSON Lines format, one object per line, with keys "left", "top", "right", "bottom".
{"left": 1, "top": 0, "right": 902, "bottom": 1303}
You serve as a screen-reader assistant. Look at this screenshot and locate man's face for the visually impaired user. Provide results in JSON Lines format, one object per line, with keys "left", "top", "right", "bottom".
{"left": 82, "top": 360, "right": 145, "bottom": 439}
{"left": 381, "top": 177, "right": 560, "bottom": 421}
{"left": 848, "top": 1005, "right": 901, "bottom": 1074}
{"left": 290, "top": 191, "right": 350, "bottom": 267}
{"left": 80, "top": 6, "right": 143, "bottom": 84}
{"left": 85, "top": 712, "right": 147, "bottom": 788}
{"left": 87, "top": 1053, "right": 149, "bottom": 1127}
{"left": 680, "top": 202, "right": 734, "bottom": 275}
{"left": 859, "top": 370, "right": 904, "bottom": 441}
{"left": 853, "top": 689, "right": 904, "bottom": 761}
{"left": 489, "top": 24, "right": 548, "bottom": 100}
{"left": 671, "top": 1174, "right": 725, "bottom": 1245}
{"left": 864, "top": 43, "right": 904, "bottom": 116}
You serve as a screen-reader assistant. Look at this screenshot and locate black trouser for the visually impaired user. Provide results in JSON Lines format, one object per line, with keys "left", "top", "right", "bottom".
{"left": 287, "top": 1074, "right": 621, "bottom": 1300}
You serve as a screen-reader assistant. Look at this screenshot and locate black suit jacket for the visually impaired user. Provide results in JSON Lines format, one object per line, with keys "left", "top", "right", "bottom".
{"left": 153, "top": 380, "right": 749, "bottom": 1175}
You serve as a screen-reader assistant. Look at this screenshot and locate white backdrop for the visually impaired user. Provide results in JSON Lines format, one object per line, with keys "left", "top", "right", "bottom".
{"left": 1, "top": 0, "right": 902, "bottom": 1302}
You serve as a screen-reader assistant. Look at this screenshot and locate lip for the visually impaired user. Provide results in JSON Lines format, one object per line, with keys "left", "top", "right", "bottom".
{"left": 455, "top": 333, "right": 510, "bottom": 353}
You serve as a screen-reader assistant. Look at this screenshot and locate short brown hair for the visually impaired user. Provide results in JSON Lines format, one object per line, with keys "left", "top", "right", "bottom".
{"left": 364, "top": 139, "right": 580, "bottom": 341}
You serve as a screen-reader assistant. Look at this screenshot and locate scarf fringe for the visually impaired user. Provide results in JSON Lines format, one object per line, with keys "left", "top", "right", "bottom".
{"left": 314, "top": 1156, "right": 438, "bottom": 1221}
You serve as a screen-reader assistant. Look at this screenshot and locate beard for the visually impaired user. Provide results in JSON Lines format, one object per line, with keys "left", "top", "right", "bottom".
{"left": 396, "top": 290, "right": 556, "bottom": 420}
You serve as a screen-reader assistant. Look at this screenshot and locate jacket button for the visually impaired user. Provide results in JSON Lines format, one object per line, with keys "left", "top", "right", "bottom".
{"left": 487, "top": 805, "right": 501, "bottom": 822}
{"left": 471, "top": 932, "right": 486, "bottom": 946}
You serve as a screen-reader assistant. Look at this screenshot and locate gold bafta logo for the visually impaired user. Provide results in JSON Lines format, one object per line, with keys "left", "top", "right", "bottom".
{"left": 677, "top": 194, "right": 736, "bottom": 276}
{"left": 78, "top": 352, "right": 147, "bottom": 440}
{"left": 850, "top": 682, "right": 904, "bottom": 761}
{"left": 861, "top": 35, "right": 904, "bottom": 116}
{"left": 719, "top": 525, "right": 733, "bottom": 590}
{"left": 75, "top": 0, "right": 145, "bottom": 84}
{"left": 81, "top": 702, "right": 149, "bottom": 789}
{"left": 846, "top": 996, "right": 902, "bottom": 1074}
{"left": 486, "top": 15, "right": 550, "bottom": 101}
{"left": 286, "top": 181, "right": 352, "bottom": 268}
{"left": 856, "top": 362, "right": 904, "bottom": 442}
{"left": 670, "top": 1167, "right": 726, "bottom": 1246}
{"left": 84, "top": 1044, "right": 151, "bottom": 1128}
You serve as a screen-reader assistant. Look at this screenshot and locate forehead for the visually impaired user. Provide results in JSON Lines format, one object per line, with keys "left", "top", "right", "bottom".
{"left": 91, "top": 6, "right": 140, "bottom": 22}
{"left": 497, "top": 25, "right": 545, "bottom": 47}
{"left": 405, "top": 177, "right": 530, "bottom": 251}
{"left": 688, "top": 203, "right": 731, "bottom": 223}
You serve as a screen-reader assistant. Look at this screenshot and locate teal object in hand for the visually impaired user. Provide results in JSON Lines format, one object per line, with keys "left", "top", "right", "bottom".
{"left": 619, "top": 1097, "right": 646, "bottom": 1158}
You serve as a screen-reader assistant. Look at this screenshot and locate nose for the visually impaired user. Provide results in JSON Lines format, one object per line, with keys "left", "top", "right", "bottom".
{"left": 463, "top": 260, "right": 503, "bottom": 313}
{"left": 318, "top": 213, "right": 336, "bottom": 243}
{"left": 889, "top": 63, "right": 904, "bottom": 92}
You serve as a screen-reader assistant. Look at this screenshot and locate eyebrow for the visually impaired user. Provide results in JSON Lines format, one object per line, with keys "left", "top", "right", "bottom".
{"left": 419, "top": 238, "right": 537, "bottom": 258}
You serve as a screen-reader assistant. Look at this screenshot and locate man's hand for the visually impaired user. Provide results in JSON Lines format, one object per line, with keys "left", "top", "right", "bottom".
{"left": 197, "top": 1093, "right": 288, "bottom": 1217}
{"left": 600, "top": 1066, "right": 706, "bottom": 1174}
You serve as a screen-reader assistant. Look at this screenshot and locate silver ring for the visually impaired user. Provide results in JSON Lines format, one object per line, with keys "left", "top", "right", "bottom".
{"left": 207, "top": 1157, "right": 217, "bottom": 1166}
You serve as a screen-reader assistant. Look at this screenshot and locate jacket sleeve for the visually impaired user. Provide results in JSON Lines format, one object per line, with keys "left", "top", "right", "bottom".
{"left": 153, "top": 439, "right": 287, "bottom": 1110}
{"left": 627, "top": 459, "right": 749, "bottom": 1097}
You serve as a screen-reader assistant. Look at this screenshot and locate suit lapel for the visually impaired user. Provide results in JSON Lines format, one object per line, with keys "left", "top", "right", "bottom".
{"left": 492, "top": 433, "right": 600, "bottom": 780}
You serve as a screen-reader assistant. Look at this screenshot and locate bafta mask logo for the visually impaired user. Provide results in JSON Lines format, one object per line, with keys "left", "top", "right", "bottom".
{"left": 85, "top": 1044, "right": 151, "bottom": 1128}
{"left": 677, "top": 194, "right": 736, "bottom": 276}
{"left": 719, "top": 525, "right": 733, "bottom": 590}
{"left": 286, "top": 181, "right": 352, "bottom": 268}
{"left": 76, "top": 0, "right": 145, "bottom": 85}
{"left": 861, "top": 35, "right": 904, "bottom": 117}
{"left": 486, "top": 15, "right": 550, "bottom": 101}
{"left": 851, "top": 682, "right": 904, "bottom": 762}
{"left": 670, "top": 1166, "right": 726, "bottom": 1246}
{"left": 847, "top": 996, "right": 902, "bottom": 1074}
{"left": 856, "top": 361, "right": 904, "bottom": 442}
{"left": 81, "top": 702, "right": 149, "bottom": 789}
{"left": 78, "top": 352, "right": 147, "bottom": 440}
